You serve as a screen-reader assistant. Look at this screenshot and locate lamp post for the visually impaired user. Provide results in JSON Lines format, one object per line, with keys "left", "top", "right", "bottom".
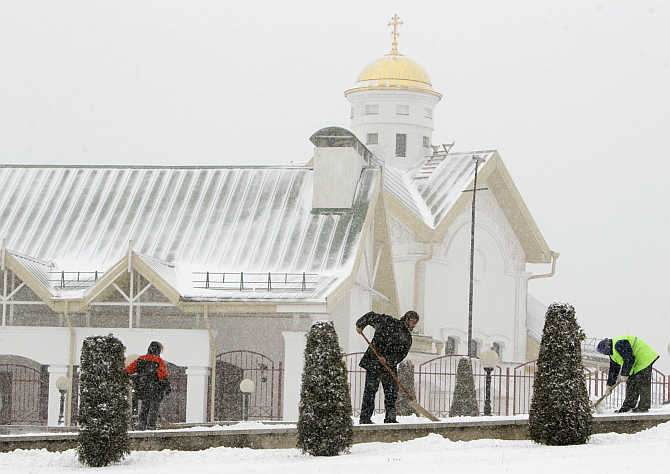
{"left": 480, "top": 348, "right": 499, "bottom": 416}
{"left": 463, "top": 155, "right": 486, "bottom": 357}
{"left": 239, "top": 379, "right": 255, "bottom": 421}
{"left": 56, "top": 376, "right": 69, "bottom": 426}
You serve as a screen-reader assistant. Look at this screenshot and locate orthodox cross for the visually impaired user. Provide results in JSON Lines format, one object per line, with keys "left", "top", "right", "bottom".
{"left": 388, "top": 14, "right": 403, "bottom": 54}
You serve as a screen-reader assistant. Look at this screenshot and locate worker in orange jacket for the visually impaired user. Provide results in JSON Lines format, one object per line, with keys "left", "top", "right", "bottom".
{"left": 125, "top": 341, "right": 171, "bottom": 430}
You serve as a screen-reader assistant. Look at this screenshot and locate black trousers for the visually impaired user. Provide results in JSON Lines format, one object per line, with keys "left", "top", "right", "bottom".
{"left": 620, "top": 364, "right": 653, "bottom": 411}
{"left": 137, "top": 398, "right": 161, "bottom": 430}
{"left": 360, "top": 366, "right": 398, "bottom": 422}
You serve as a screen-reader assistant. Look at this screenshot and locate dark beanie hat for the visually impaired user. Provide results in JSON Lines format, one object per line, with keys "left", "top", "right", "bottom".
{"left": 148, "top": 341, "right": 163, "bottom": 355}
{"left": 596, "top": 338, "right": 612, "bottom": 355}
{"left": 401, "top": 310, "right": 419, "bottom": 321}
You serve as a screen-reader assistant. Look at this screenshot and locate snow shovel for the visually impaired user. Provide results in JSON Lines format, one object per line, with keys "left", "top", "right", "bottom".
{"left": 591, "top": 379, "right": 623, "bottom": 412}
{"left": 360, "top": 332, "right": 440, "bottom": 422}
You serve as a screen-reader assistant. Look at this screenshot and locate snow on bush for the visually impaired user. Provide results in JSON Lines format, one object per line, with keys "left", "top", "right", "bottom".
{"left": 297, "top": 321, "right": 353, "bottom": 456}
{"left": 529, "top": 302, "right": 592, "bottom": 445}
{"left": 449, "top": 357, "right": 479, "bottom": 416}
{"left": 78, "top": 334, "right": 130, "bottom": 467}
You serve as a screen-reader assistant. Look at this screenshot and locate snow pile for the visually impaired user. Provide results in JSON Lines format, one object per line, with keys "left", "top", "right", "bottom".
{"left": 3, "top": 420, "right": 670, "bottom": 473}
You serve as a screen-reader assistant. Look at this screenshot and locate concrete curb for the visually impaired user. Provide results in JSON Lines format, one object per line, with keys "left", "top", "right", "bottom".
{"left": 1, "top": 414, "right": 668, "bottom": 453}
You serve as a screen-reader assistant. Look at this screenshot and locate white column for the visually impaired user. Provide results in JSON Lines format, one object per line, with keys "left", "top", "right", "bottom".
{"left": 281, "top": 331, "right": 307, "bottom": 422}
{"left": 47, "top": 365, "right": 69, "bottom": 426}
{"left": 185, "top": 366, "right": 209, "bottom": 423}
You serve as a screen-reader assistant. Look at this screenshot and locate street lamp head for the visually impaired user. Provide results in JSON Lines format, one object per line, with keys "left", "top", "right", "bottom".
{"left": 480, "top": 348, "right": 500, "bottom": 369}
{"left": 239, "top": 378, "right": 256, "bottom": 394}
{"left": 56, "top": 376, "right": 69, "bottom": 392}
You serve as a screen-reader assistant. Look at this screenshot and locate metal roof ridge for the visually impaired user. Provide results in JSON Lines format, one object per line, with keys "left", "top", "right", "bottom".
{"left": 447, "top": 149, "right": 497, "bottom": 156}
{"left": 7, "top": 249, "right": 54, "bottom": 267}
{"left": 0, "top": 164, "right": 312, "bottom": 170}
{"left": 136, "top": 252, "right": 175, "bottom": 268}
{"left": 398, "top": 170, "right": 437, "bottom": 228}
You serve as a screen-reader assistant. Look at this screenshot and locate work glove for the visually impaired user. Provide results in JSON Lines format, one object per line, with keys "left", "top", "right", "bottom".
{"left": 617, "top": 375, "right": 629, "bottom": 385}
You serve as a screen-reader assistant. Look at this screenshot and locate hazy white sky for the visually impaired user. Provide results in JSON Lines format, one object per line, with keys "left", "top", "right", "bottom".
{"left": 1, "top": 1, "right": 669, "bottom": 369}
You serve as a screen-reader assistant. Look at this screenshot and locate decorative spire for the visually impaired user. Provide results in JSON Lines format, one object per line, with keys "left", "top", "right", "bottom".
{"left": 388, "top": 14, "right": 403, "bottom": 55}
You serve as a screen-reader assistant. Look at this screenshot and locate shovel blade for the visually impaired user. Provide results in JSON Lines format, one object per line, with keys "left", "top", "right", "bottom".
{"left": 410, "top": 400, "right": 440, "bottom": 422}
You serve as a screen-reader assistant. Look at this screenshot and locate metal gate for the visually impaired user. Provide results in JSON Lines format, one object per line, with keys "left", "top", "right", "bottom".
{"left": 0, "top": 363, "right": 48, "bottom": 425}
{"left": 213, "top": 351, "right": 282, "bottom": 420}
{"left": 161, "top": 362, "right": 187, "bottom": 423}
{"left": 343, "top": 352, "right": 384, "bottom": 417}
{"left": 417, "top": 355, "right": 503, "bottom": 417}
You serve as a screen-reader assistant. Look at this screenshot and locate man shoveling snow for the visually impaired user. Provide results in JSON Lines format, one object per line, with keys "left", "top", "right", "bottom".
{"left": 596, "top": 336, "right": 659, "bottom": 413}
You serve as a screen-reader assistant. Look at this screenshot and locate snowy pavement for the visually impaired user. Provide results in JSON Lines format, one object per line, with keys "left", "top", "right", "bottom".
{"left": 2, "top": 416, "right": 670, "bottom": 473}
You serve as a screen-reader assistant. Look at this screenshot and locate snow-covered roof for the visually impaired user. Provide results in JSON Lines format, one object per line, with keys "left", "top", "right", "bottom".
{"left": 0, "top": 165, "right": 380, "bottom": 303}
{"left": 374, "top": 149, "right": 552, "bottom": 264}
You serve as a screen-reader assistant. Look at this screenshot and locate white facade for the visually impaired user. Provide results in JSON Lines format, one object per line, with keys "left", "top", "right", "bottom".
{"left": 385, "top": 192, "right": 530, "bottom": 363}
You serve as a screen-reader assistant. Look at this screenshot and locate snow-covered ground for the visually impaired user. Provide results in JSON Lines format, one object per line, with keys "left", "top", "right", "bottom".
{"left": 2, "top": 414, "right": 670, "bottom": 474}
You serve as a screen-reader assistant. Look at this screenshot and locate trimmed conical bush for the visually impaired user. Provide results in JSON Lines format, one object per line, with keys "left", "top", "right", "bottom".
{"left": 297, "top": 321, "right": 353, "bottom": 456}
{"left": 78, "top": 334, "right": 130, "bottom": 466}
{"left": 449, "top": 357, "right": 479, "bottom": 416}
{"left": 396, "top": 360, "right": 417, "bottom": 416}
{"left": 529, "top": 302, "right": 592, "bottom": 445}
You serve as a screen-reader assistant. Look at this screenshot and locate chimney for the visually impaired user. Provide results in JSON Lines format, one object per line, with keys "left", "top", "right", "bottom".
{"left": 309, "top": 127, "right": 371, "bottom": 210}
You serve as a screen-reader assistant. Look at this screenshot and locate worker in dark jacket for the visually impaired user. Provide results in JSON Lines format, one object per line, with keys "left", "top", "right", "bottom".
{"left": 596, "top": 336, "right": 659, "bottom": 413}
{"left": 356, "top": 310, "right": 418, "bottom": 424}
{"left": 125, "top": 341, "right": 171, "bottom": 429}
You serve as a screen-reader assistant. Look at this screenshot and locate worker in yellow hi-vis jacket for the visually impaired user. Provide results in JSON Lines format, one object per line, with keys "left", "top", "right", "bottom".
{"left": 596, "top": 336, "right": 659, "bottom": 413}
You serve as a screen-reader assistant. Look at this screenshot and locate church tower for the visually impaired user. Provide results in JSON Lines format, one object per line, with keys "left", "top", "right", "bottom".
{"left": 345, "top": 15, "right": 442, "bottom": 170}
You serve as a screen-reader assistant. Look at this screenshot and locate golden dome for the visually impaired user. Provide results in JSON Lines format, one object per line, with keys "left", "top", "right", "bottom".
{"left": 359, "top": 53, "right": 432, "bottom": 87}
{"left": 345, "top": 14, "right": 441, "bottom": 97}
{"left": 345, "top": 53, "right": 441, "bottom": 97}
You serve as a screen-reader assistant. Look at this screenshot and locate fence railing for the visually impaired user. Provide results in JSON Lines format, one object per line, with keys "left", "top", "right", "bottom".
{"left": 47, "top": 271, "right": 102, "bottom": 289}
{"left": 192, "top": 272, "right": 319, "bottom": 292}
{"left": 344, "top": 354, "right": 669, "bottom": 418}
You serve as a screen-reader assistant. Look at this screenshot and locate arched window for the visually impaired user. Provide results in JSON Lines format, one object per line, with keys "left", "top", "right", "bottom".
{"left": 469, "top": 339, "right": 479, "bottom": 357}
{"left": 492, "top": 342, "right": 502, "bottom": 358}
{"left": 445, "top": 337, "right": 457, "bottom": 355}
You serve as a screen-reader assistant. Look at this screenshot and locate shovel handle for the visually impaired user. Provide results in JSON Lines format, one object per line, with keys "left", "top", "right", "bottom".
{"left": 360, "top": 332, "right": 414, "bottom": 401}
{"left": 593, "top": 379, "right": 623, "bottom": 409}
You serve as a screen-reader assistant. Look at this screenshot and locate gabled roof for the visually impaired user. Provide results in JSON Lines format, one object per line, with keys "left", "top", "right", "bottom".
{"left": 0, "top": 164, "right": 380, "bottom": 304}
{"left": 376, "top": 150, "right": 553, "bottom": 264}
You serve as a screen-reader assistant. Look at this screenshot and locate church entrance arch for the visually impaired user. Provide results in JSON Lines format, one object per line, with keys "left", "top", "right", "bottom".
{"left": 213, "top": 351, "right": 282, "bottom": 421}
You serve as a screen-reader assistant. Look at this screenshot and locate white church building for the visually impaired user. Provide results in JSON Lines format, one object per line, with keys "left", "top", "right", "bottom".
{"left": 0, "top": 17, "right": 557, "bottom": 426}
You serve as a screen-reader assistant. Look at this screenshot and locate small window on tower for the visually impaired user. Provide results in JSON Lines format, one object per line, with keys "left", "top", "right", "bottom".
{"left": 424, "top": 108, "right": 433, "bottom": 118}
{"left": 395, "top": 133, "right": 407, "bottom": 157}
{"left": 423, "top": 136, "right": 430, "bottom": 148}
{"left": 365, "top": 104, "right": 380, "bottom": 115}
{"left": 366, "top": 133, "right": 378, "bottom": 145}
{"left": 396, "top": 104, "right": 409, "bottom": 115}
{"left": 350, "top": 107, "right": 354, "bottom": 119}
